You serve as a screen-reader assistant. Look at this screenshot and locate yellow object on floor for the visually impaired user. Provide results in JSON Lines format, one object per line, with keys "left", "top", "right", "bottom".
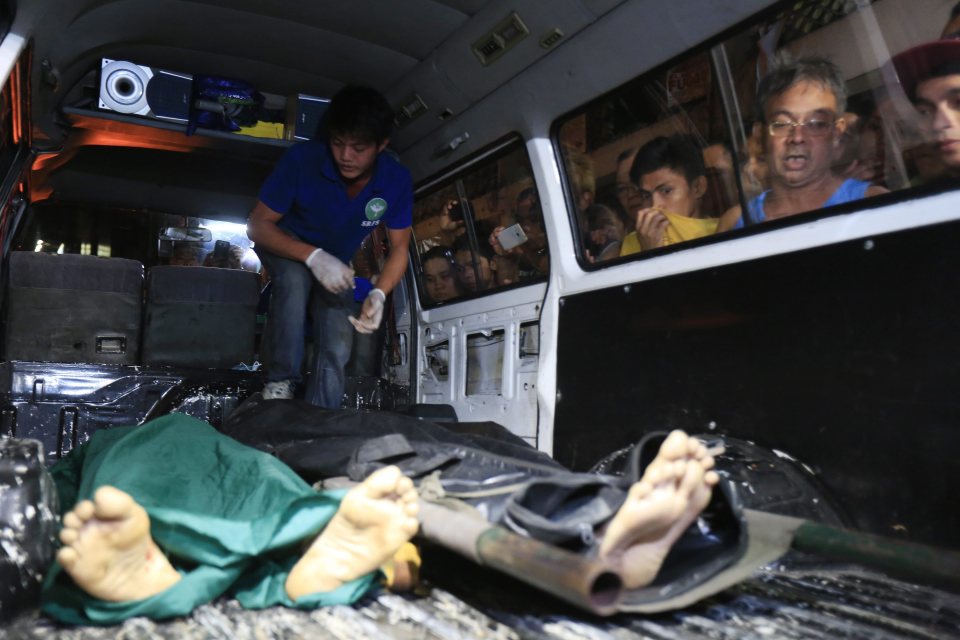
{"left": 381, "top": 542, "right": 422, "bottom": 591}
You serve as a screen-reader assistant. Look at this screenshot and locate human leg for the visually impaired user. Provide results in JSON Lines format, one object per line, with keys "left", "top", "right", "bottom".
{"left": 43, "top": 415, "right": 416, "bottom": 624}
{"left": 304, "top": 287, "right": 358, "bottom": 408}
{"left": 42, "top": 415, "right": 364, "bottom": 624}
{"left": 255, "top": 247, "right": 313, "bottom": 393}
{"left": 54, "top": 464, "right": 417, "bottom": 610}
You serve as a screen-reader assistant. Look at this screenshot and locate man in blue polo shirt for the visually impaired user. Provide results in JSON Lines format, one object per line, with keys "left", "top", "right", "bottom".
{"left": 247, "top": 85, "right": 413, "bottom": 406}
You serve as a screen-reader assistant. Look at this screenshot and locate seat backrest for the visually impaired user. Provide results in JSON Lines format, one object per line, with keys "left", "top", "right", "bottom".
{"left": 3, "top": 251, "right": 144, "bottom": 364}
{"left": 142, "top": 265, "right": 260, "bottom": 368}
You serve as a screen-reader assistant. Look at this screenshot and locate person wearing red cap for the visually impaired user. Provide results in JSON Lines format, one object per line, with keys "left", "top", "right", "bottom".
{"left": 892, "top": 37, "right": 960, "bottom": 176}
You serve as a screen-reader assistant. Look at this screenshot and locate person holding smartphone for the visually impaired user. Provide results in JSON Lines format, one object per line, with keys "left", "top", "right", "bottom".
{"left": 489, "top": 187, "right": 549, "bottom": 279}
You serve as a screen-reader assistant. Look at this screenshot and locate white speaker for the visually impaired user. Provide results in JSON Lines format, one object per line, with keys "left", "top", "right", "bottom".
{"left": 98, "top": 59, "right": 193, "bottom": 123}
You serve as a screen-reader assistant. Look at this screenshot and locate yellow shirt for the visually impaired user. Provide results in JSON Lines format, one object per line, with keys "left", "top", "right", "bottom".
{"left": 620, "top": 212, "right": 719, "bottom": 256}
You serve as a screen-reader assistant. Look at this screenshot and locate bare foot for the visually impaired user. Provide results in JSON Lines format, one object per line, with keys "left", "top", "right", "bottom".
{"left": 286, "top": 465, "right": 419, "bottom": 601}
{"left": 599, "top": 431, "right": 719, "bottom": 589}
{"left": 56, "top": 486, "right": 181, "bottom": 602}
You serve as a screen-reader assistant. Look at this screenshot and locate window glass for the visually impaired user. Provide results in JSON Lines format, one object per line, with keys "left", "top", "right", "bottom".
{"left": 13, "top": 204, "right": 261, "bottom": 272}
{"left": 557, "top": 0, "right": 959, "bottom": 263}
{"left": 719, "top": 0, "right": 957, "bottom": 223}
{"left": 412, "top": 139, "right": 548, "bottom": 306}
{"left": 557, "top": 50, "right": 735, "bottom": 263}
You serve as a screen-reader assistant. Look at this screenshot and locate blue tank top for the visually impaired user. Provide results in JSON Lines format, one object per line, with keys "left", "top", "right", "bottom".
{"left": 738, "top": 179, "right": 871, "bottom": 227}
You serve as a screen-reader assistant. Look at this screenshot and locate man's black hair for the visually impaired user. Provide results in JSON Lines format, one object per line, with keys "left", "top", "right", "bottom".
{"left": 630, "top": 134, "right": 706, "bottom": 186}
{"left": 754, "top": 56, "right": 847, "bottom": 123}
{"left": 322, "top": 85, "right": 394, "bottom": 143}
{"left": 420, "top": 246, "right": 454, "bottom": 270}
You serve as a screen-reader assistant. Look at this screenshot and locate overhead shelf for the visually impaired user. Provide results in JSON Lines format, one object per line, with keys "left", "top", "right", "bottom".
{"left": 61, "top": 106, "right": 292, "bottom": 157}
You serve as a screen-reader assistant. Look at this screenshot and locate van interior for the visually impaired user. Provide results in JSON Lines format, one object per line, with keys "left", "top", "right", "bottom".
{"left": 2, "top": 0, "right": 959, "bottom": 635}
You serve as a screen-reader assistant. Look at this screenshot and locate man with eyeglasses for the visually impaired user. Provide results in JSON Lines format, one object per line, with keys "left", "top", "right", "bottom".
{"left": 719, "top": 57, "right": 887, "bottom": 231}
{"left": 892, "top": 37, "right": 960, "bottom": 178}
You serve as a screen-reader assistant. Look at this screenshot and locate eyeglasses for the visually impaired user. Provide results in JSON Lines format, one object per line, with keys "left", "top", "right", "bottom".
{"left": 615, "top": 183, "right": 641, "bottom": 196}
{"left": 768, "top": 117, "right": 841, "bottom": 138}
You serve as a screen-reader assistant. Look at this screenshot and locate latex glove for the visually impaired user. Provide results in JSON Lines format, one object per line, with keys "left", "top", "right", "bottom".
{"left": 349, "top": 288, "right": 386, "bottom": 334}
{"left": 305, "top": 248, "right": 355, "bottom": 293}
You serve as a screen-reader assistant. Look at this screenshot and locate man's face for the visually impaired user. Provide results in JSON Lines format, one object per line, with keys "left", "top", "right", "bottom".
{"left": 515, "top": 195, "right": 546, "bottom": 250}
{"left": 615, "top": 150, "right": 642, "bottom": 221}
{"left": 454, "top": 250, "right": 493, "bottom": 292}
{"left": 423, "top": 257, "right": 457, "bottom": 301}
{"left": 915, "top": 74, "right": 960, "bottom": 171}
{"left": 764, "top": 80, "right": 844, "bottom": 190}
{"left": 329, "top": 134, "right": 387, "bottom": 182}
{"left": 638, "top": 167, "right": 702, "bottom": 217}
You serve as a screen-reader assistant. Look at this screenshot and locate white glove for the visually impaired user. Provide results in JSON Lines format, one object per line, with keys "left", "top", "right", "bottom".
{"left": 305, "top": 248, "right": 355, "bottom": 293}
{"left": 348, "top": 288, "right": 386, "bottom": 334}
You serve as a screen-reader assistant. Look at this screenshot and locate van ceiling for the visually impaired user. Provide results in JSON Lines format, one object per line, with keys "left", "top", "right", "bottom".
{"left": 22, "top": 0, "right": 625, "bottom": 151}
{"left": 14, "top": 0, "right": 626, "bottom": 216}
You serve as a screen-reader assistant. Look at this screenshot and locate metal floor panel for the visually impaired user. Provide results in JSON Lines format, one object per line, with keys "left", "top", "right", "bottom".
{"left": 5, "top": 555, "right": 959, "bottom": 639}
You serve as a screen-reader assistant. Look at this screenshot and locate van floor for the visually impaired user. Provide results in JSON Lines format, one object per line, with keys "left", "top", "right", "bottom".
{"left": 6, "top": 550, "right": 959, "bottom": 639}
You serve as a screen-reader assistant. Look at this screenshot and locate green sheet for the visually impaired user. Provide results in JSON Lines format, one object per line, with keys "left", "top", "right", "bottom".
{"left": 41, "top": 414, "right": 378, "bottom": 625}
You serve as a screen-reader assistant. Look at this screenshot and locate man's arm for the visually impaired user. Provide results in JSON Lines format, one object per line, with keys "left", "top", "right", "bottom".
{"left": 372, "top": 226, "right": 413, "bottom": 295}
{"left": 716, "top": 204, "right": 742, "bottom": 233}
{"left": 349, "top": 225, "right": 412, "bottom": 333}
{"left": 248, "top": 199, "right": 355, "bottom": 293}
{"left": 246, "top": 200, "right": 316, "bottom": 262}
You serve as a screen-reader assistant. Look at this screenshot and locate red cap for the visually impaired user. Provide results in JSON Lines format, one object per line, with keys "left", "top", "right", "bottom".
{"left": 891, "top": 38, "right": 960, "bottom": 99}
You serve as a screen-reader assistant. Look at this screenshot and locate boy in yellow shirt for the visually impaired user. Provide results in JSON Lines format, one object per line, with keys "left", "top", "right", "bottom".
{"left": 620, "top": 135, "right": 718, "bottom": 255}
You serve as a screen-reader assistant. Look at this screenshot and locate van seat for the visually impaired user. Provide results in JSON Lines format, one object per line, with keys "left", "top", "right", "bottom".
{"left": 3, "top": 251, "right": 144, "bottom": 364}
{"left": 142, "top": 266, "right": 259, "bottom": 369}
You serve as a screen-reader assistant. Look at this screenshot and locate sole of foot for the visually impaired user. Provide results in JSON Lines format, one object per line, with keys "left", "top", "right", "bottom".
{"left": 57, "top": 486, "right": 181, "bottom": 602}
{"left": 286, "top": 465, "right": 420, "bottom": 601}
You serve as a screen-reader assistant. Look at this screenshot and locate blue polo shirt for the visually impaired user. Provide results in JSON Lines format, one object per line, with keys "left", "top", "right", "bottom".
{"left": 258, "top": 141, "right": 413, "bottom": 263}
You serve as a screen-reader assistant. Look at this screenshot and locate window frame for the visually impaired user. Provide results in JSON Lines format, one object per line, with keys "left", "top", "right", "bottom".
{"left": 411, "top": 133, "right": 549, "bottom": 309}
{"left": 549, "top": 0, "right": 953, "bottom": 271}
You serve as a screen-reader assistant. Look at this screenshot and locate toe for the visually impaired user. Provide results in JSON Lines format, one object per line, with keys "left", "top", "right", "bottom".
{"left": 403, "top": 500, "right": 419, "bottom": 517}
{"left": 73, "top": 500, "right": 95, "bottom": 521}
{"left": 60, "top": 527, "right": 79, "bottom": 545}
{"left": 57, "top": 547, "right": 78, "bottom": 569}
{"left": 93, "top": 486, "right": 135, "bottom": 519}
{"left": 400, "top": 519, "right": 420, "bottom": 537}
{"left": 705, "top": 470, "right": 720, "bottom": 486}
{"left": 396, "top": 475, "right": 414, "bottom": 495}
{"left": 366, "top": 466, "right": 403, "bottom": 496}
{"left": 668, "top": 460, "right": 687, "bottom": 483}
{"left": 643, "top": 465, "right": 667, "bottom": 489}
{"left": 63, "top": 511, "right": 84, "bottom": 530}
{"left": 679, "top": 461, "right": 705, "bottom": 496}
{"left": 659, "top": 430, "right": 690, "bottom": 460}
{"left": 625, "top": 479, "right": 654, "bottom": 502}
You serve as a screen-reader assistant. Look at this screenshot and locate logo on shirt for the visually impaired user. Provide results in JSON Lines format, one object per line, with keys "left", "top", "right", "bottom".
{"left": 365, "top": 197, "right": 388, "bottom": 222}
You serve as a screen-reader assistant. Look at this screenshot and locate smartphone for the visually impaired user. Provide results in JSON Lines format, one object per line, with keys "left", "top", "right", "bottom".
{"left": 498, "top": 222, "right": 528, "bottom": 250}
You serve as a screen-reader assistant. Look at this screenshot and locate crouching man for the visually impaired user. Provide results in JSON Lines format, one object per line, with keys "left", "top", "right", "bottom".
{"left": 248, "top": 85, "right": 413, "bottom": 407}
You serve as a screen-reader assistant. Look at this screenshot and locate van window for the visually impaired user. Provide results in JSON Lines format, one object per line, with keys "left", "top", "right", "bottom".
{"left": 412, "top": 139, "right": 548, "bottom": 306}
{"left": 13, "top": 204, "right": 260, "bottom": 272}
{"left": 557, "top": 0, "right": 958, "bottom": 263}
